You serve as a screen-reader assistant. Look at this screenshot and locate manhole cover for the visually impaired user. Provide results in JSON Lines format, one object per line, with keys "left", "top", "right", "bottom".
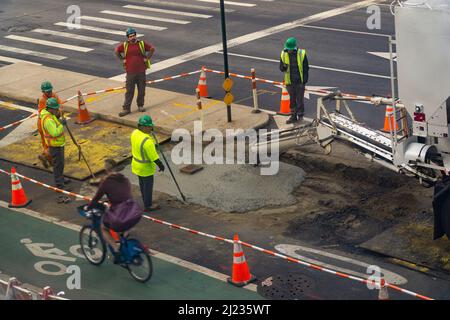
{"left": 257, "top": 273, "right": 316, "bottom": 300}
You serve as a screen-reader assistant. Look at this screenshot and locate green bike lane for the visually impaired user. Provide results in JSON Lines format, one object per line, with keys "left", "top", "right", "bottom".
{"left": 0, "top": 205, "right": 263, "bottom": 300}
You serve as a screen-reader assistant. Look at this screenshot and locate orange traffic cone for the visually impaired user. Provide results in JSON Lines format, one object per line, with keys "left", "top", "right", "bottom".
{"left": 378, "top": 278, "right": 389, "bottom": 300}
{"left": 381, "top": 105, "right": 398, "bottom": 132}
{"left": 277, "top": 85, "right": 291, "bottom": 115}
{"left": 227, "top": 234, "right": 256, "bottom": 287}
{"left": 197, "top": 66, "right": 209, "bottom": 98}
{"left": 75, "top": 90, "right": 93, "bottom": 125}
{"left": 9, "top": 167, "right": 31, "bottom": 208}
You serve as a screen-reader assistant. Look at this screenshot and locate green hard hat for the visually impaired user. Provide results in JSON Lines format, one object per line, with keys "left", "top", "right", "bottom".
{"left": 46, "top": 97, "right": 60, "bottom": 109}
{"left": 138, "top": 115, "right": 154, "bottom": 127}
{"left": 41, "top": 81, "right": 53, "bottom": 92}
{"left": 284, "top": 37, "right": 297, "bottom": 50}
{"left": 126, "top": 27, "right": 137, "bottom": 37}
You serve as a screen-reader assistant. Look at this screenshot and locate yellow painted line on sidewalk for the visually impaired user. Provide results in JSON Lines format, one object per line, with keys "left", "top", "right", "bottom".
{"left": 159, "top": 100, "right": 221, "bottom": 125}
{"left": 85, "top": 90, "right": 125, "bottom": 103}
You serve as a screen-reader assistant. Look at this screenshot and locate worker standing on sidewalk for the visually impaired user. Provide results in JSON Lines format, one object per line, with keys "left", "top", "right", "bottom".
{"left": 41, "top": 98, "right": 71, "bottom": 203}
{"left": 279, "top": 37, "right": 309, "bottom": 124}
{"left": 37, "top": 81, "right": 62, "bottom": 168}
{"left": 131, "top": 115, "right": 165, "bottom": 212}
{"left": 115, "top": 27, "right": 155, "bottom": 117}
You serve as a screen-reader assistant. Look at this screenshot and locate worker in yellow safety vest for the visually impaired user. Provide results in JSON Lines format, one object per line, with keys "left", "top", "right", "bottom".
{"left": 131, "top": 115, "right": 165, "bottom": 212}
{"left": 37, "top": 81, "right": 62, "bottom": 168}
{"left": 115, "top": 27, "right": 155, "bottom": 117}
{"left": 279, "top": 37, "right": 309, "bottom": 124}
{"left": 40, "top": 97, "right": 71, "bottom": 202}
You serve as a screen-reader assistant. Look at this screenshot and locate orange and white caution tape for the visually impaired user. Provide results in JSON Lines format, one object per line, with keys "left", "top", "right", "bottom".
{"left": 203, "top": 68, "right": 401, "bottom": 103}
{"left": 0, "top": 113, "right": 38, "bottom": 132}
{"left": 147, "top": 69, "right": 202, "bottom": 85}
{"left": 0, "top": 167, "right": 434, "bottom": 300}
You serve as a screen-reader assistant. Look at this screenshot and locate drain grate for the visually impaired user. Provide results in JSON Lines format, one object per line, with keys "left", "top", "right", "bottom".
{"left": 257, "top": 273, "right": 316, "bottom": 300}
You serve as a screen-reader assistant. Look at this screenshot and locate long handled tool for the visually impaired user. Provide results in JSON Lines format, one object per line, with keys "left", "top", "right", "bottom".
{"left": 151, "top": 132, "right": 186, "bottom": 202}
{"left": 61, "top": 112, "right": 97, "bottom": 182}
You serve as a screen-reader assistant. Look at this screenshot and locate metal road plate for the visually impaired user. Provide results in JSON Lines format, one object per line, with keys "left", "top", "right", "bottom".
{"left": 223, "top": 92, "right": 234, "bottom": 105}
{"left": 0, "top": 117, "right": 170, "bottom": 180}
{"left": 222, "top": 77, "right": 233, "bottom": 91}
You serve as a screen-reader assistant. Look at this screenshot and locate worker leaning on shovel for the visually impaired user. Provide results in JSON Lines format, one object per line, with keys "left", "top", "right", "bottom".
{"left": 41, "top": 97, "right": 72, "bottom": 203}
{"left": 37, "top": 81, "right": 62, "bottom": 168}
{"left": 131, "top": 115, "right": 165, "bottom": 212}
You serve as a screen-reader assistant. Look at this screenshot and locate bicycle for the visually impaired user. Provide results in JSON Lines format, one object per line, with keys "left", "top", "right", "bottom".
{"left": 77, "top": 204, "right": 153, "bottom": 283}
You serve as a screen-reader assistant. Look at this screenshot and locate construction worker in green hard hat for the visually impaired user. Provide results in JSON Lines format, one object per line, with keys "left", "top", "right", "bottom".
{"left": 115, "top": 27, "right": 155, "bottom": 117}
{"left": 37, "top": 81, "right": 62, "bottom": 168}
{"left": 280, "top": 37, "right": 309, "bottom": 124}
{"left": 40, "top": 97, "right": 71, "bottom": 203}
{"left": 130, "top": 115, "right": 165, "bottom": 212}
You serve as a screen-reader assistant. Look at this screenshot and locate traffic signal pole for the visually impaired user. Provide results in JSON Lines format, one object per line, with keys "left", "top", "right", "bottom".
{"left": 220, "top": 0, "right": 232, "bottom": 122}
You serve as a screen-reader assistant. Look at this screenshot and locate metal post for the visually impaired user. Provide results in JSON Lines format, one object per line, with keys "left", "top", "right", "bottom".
{"left": 389, "top": 36, "right": 398, "bottom": 150}
{"left": 251, "top": 68, "right": 260, "bottom": 113}
{"left": 220, "top": 0, "right": 232, "bottom": 122}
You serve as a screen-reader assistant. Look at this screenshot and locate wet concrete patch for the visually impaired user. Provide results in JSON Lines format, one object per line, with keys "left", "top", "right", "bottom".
{"left": 285, "top": 206, "right": 390, "bottom": 246}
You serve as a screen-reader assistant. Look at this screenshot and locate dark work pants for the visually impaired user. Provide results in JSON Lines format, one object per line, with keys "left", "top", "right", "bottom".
{"left": 286, "top": 83, "right": 306, "bottom": 117}
{"left": 49, "top": 146, "right": 65, "bottom": 189}
{"left": 123, "top": 72, "right": 146, "bottom": 110}
{"left": 138, "top": 175, "right": 154, "bottom": 209}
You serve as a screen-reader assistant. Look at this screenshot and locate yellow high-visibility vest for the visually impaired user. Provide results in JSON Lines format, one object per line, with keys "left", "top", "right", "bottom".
{"left": 124, "top": 41, "right": 151, "bottom": 69}
{"left": 131, "top": 129, "right": 159, "bottom": 177}
{"left": 280, "top": 49, "right": 306, "bottom": 85}
{"left": 40, "top": 109, "right": 65, "bottom": 147}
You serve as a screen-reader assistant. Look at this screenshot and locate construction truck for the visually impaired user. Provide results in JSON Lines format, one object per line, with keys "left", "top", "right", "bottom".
{"left": 255, "top": 1, "right": 450, "bottom": 239}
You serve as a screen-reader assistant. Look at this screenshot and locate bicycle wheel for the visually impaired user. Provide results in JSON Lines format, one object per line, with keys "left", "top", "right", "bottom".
{"left": 126, "top": 240, "right": 153, "bottom": 283}
{"left": 79, "top": 225, "right": 106, "bottom": 265}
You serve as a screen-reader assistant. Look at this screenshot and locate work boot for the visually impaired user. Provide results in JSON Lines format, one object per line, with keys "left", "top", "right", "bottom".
{"left": 63, "top": 178, "right": 71, "bottom": 185}
{"left": 145, "top": 204, "right": 161, "bottom": 212}
{"left": 286, "top": 115, "right": 297, "bottom": 124}
{"left": 138, "top": 106, "right": 145, "bottom": 112}
{"left": 38, "top": 154, "right": 49, "bottom": 168}
{"left": 118, "top": 109, "right": 131, "bottom": 117}
{"left": 297, "top": 113, "right": 304, "bottom": 121}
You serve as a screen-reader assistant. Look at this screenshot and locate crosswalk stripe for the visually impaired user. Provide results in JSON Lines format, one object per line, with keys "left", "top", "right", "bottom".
{"left": 100, "top": 10, "right": 190, "bottom": 24}
{"left": 54, "top": 22, "right": 145, "bottom": 37}
{"left": 0, "top": 45, "right": 66, "bottom": 60}
{"left": 32, "top": 29, "right": 119, "bottom": 45}
{"left": 195, "top": 0, "right": 256, "bottom": 7}
{"left": 144, "top": 0, "right": 235, "bottom": 12}
{"left": 81, "top": 16, "right": 167, "bottom": 31}
{"left": 5, "top": 35, "right": 93, "bottom": 52}
{"left": 0, "top": 55, "right": 42, "bottom": 65}
{"left": 123, "top": 5, "right": 213, "bottom": 18}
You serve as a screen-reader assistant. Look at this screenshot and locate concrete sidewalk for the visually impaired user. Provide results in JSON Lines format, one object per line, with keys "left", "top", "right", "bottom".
{"left": 0, "top": 63, "right": 269, "bottom": 135}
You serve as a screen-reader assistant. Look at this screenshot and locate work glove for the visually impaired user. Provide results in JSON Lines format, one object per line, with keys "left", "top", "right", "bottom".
{"left": 60, "top": 118, "right": 67, "bottom": 126}
{"left": 158, "top": 163, "right": 165, "bottom": 172}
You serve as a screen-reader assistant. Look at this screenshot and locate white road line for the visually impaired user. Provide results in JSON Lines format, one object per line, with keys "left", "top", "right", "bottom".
{"left": 110, "top": 0, "right": 387, "bottom": 81}
{"left": 144, "top": 0, "right": 235, "bottom": 12}
{"left": 299, "top": 24, "right": 391, "bottom": 37}
{"left": 32, "top": 28, "right": 118, "bottom": 45}
{"left": 216, "top": 51, "right": 392, "bottom": 79}
{"left": 123, "top": 5, "right": 213, "bottom": 18}
{"left": 0, "top": 200, "right": 257, "bottom": 293}
{"left": 368, "top": 51, "right": 397, "bottom": 61}
{"left": 81, "top": 16, "right": 167, "bottom": 31}
{"left": 0, "top": 45, "right": 66, "bottom": 61}
{"left": 100, "top": 10, "right": 190, "bottom": 24}
{"left": 54, "top": 22, "right": 144, "bottom": 37}
{"left": 0, "top": 55, "right": 41, "bottom": 65}
{"left": 195, "top": 0, "right": 257, "bottom": 7}
{"left": 0, "top": 100, "right": 36, "bottom": 113}
{"left": 5, "top": 35, "right": 92, "bottom": 53}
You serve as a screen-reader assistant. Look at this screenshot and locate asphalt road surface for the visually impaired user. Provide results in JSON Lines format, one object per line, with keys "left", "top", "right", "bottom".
{"left": 0, "top": 0, "right": 395, "bottom": 127}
